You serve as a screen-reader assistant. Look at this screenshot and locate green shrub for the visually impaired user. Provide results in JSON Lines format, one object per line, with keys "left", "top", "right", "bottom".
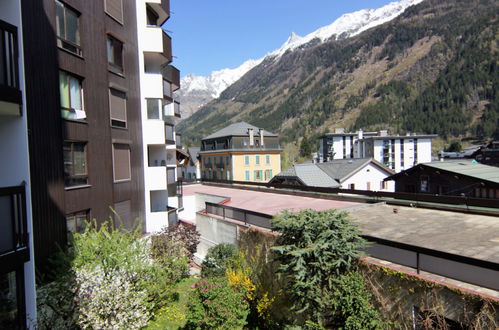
{"left": 184, "top": 277, "right": 249, "bottom": 329}
{"left": 201, "top": 243, "right": 238, "bottom": 277}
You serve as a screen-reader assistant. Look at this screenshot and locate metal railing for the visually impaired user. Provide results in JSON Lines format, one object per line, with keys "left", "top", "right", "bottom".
{"left": 0, "top": 185, "right": 28, "bottom": 257}
{"left": 0, "top": 20, "right": 19, "bottom": 90}
{"left": 205, "top": 201, "right": 272, "bottom": 229}
{"left": 200, "top": 179, "right": 499, "bottom": 210}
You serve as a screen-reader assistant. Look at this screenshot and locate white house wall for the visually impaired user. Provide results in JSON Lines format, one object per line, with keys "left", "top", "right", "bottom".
{"left": 341, "top": 163, "right": 395, "bottom": 192}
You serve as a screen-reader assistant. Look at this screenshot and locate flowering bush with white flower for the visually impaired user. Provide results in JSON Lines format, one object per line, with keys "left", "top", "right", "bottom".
{"left": 36, "top": 219, "right": 189, "bottom": 329}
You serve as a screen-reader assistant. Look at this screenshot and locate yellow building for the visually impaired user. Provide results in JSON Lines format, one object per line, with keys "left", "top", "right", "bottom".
{"left": 199, "top": 122, "right": 282, "bottom": 182}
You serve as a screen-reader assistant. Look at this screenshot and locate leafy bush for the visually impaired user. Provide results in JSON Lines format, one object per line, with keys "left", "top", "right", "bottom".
{"left": 201, "top": 243, "right": 238, "bottom": 277}
{"left": 184, "top": 277, "right": 249, "bottom": 329}
{"left": 151, "top": 223, "right": 200, "bottom": 262}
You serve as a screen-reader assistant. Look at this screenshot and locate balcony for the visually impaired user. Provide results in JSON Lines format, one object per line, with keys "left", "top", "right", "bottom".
{"left": 0, "top": 185, "right": 29, "bottom": 264}
{"left": 146, "top": 167, "right": 167, "bottom": 190}
{"left": 143, "top": 73, "right": 163, "bottom": 99}
{"left": 163, "top": 79, "right": 172, "bottom": 99}
{"left": 143, "top": 29, "right": 171, "bottom": 67}
{"left": 162, "top": 65, "right": 180, "bottom": 92}
{"left": 165, "top": 124, "right": 175, "bottom": 144}
{"left": 176, "top": 133, "right": 182, "bottom": 148}
{"left": 146, "top": 0, "right": 170, "bottom": 26}
{"left": 174, "top": 100, "right": 180, "bottom": 118}
{"left": 0, "top": 20, "right": 21, "bottom": 116}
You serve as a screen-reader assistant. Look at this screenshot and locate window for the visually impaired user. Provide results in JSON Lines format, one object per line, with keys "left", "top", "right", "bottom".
{"left": 348, "top": 183, "right": 355, "bottom": 190}
{"left": 147, "top": 99, "right": 162, "bottom": 120}
{"left": 55, "top": 1, "right": 81, "bottom": 55}
{"left": 104, "top": 0, "right": 123, "bottom": 24}
{"left": 114, "top": 200, "right": 132, "bottom": 230}
{"left": 226, "top": 170, "right": 230, "bottom": 180}
{"left": 380, "top": 181, "right": 387, "bottom": 190}
{"left": 113, "top": 144, "right": 131, "bottom": 182}
{"left": 420, "top": 175, "right": 429, "bottom": 192}
{"left": 165, "top": 124, "right": 175, "bottom": 143}
{"left": 266, "top": 154, "right": 270, "bottom": 165}
{"left": 109, "top": 88, "right": 127, "bottom": 128}
{"left": 0, "top": 271, "right": 23, "bottom": 328}
{"left": 59, "top": 71, "right": 85, "bottom": 120}
{"left": 366, "top": 182, "right": 371, "bottom": 190}
{"left": 107, "top": 35, "right": 123, "bottom": 74}
{"left": 63, "top": 141, "right": 88, "bottom": 187}
{"left": 264, "top": 169, "right": 273, "bottom": 181}
{"left": 255, "top": 155, "right": 260, "bottom": 165}
{"left": 254, "top": 170, "right": 263, "bottom": 181}
{"left": 226, "top": 156, "right": 229, "bottom": 166}
{"left": 245, "top": 170, "right": 250, "bottom": 181}
{"left": 66, "top": 210, "right": 88, "bottom": 235}
{"left": 244, "top": 155, "right": 250, "bottom": 166}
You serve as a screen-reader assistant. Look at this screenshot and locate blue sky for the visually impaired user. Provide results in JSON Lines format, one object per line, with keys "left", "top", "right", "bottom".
{"left": 167, "top": 0, "right": 394, "bottom": 77}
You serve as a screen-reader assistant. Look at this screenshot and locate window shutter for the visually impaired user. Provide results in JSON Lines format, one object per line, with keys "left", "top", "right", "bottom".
{"left": 113, "top": 144, "right": 131, "bottom": 181}
{"left": 104, "top": 0, "right": 123, "bottom": 23}
{"left": 109, "top": 88, "right": 127, "bottom": 123}
{"left": 114, "top": 200, "right": 132, "bottom": 229}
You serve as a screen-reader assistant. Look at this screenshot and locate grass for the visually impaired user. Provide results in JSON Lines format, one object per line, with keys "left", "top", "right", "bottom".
{"left": 146, "top": 276, "right": 198, "bottom": 330}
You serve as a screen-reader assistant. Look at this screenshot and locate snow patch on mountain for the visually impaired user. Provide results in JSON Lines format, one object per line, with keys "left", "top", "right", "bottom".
{"left": 178, "top": 0, "right": 423, "bottom": 115}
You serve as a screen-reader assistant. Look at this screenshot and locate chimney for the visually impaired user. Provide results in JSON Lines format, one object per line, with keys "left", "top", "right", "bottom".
{"left": 248, "top": 128, "right": 254, "bottom": 146}
{"left": 358, "top": 129, "right": 363, "bottom": 140}
{"left": 259, "top": 128, "right": 264, "bottom": 147}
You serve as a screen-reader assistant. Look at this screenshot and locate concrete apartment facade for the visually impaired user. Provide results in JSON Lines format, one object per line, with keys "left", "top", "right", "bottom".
{"left": 199, "top": 122, "right": 282, "bottom": 183}
{"left": 0, "top": 1, "right": 37, "bottom": 327}
{"left": 320, "top": 128, "right": 436, "bottom": 172}
{"left": 135, "top": 0, "right": 182, "bottom": 232}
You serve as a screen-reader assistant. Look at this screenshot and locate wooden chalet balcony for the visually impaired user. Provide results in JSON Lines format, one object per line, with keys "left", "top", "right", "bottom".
{"left": 0, "top": 20, "right": 21, "bottom": 116}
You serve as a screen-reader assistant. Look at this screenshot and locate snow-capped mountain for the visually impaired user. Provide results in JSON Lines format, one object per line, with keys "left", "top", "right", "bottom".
{"left": 178, "top": 0, "right": 423, "bottom": 118}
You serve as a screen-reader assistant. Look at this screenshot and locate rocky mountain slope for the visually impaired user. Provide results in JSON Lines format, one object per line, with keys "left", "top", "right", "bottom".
{"left": 178, "top": 0, "right": 423, "bottom": 118}
{"left": 179, "top": 0, "right": 498, "bottom": 147}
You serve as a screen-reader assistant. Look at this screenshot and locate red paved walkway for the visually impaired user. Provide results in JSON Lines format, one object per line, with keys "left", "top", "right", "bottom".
{"left": 183, "top": 184, "right": 360, "bottom": 215}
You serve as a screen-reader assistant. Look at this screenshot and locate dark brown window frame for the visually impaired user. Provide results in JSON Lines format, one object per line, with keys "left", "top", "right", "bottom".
{"left": 106, "top": 35, "right": 124, "bottom": 75}
{"left": 109, "top": 88, "right": 127, "bottom": 128}
{"left": 55, "top": 0, "right": 82, "bottom": 56}
{"left": 112, "top": 143, "right": 131, "bottom": 183}
{"left": 63, "top": 141, "right": 89, "bottom": 187}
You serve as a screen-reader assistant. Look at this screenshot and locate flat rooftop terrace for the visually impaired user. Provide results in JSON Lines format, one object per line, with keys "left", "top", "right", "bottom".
{"left": 183, "top": 184, "right": 361, "bottom": 215}
{"left": 348, "top": 203, "right": 499, "bottom": 264}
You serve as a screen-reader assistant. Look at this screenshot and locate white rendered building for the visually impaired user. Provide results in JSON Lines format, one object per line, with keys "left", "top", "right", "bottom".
{"left": 0, "top": 1, "right": 37, "bottom": 327}
{"left": 136, "top": 0, "right": 182, "bottom": 233}
{"left": 320, "top": 128, "right": 436, "bottom": 172}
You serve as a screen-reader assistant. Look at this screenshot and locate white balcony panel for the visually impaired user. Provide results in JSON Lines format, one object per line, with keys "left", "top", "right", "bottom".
{"left": 143, "top": 73, "right": 163, "bottom": 99}
{"left": 144, "top": 120, "right": 165, "bottom": 145}
{"left": 142, "top": 27, "right": 163, "bottom": 53}
{"left": 168, "top": 196, "right": 179, "bottom": 208}
{"left": 147, "top": 167, "right": 167, "bottom": 191}
{"left": 146, "top": 211, "right": 168, "bottom": 233}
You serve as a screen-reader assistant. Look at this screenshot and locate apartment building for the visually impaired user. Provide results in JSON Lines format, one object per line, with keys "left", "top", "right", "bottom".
{"left": 199, "top": 122, "right": 282, "bottom": 183}
{"left": 135, "top": 0, "right": 183, "bottom": 232}
{"left": 320, "top": 128, "right": 436, "bottom": 172}
{"left": 0, "top": 1, "right": 37, "bottom": 327}
{"left": 21, "top": 0, "right": 147, "bottom": 269}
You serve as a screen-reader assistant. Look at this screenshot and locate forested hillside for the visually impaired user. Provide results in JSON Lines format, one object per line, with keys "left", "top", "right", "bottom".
{"left": 179, "top": 0, "right": 498, "bottom": 146}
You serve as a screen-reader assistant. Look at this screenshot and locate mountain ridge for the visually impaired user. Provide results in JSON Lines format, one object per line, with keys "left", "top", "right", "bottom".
{"left": 178, "top": 0, "right": 423, "bottom": 118}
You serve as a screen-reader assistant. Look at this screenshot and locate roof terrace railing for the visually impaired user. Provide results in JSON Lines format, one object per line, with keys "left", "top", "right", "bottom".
{"left": 200, "top": 179, "right": 499, "bottom": 210}
{"left": 205, "top": 201, "right": 272, "bottom": 229}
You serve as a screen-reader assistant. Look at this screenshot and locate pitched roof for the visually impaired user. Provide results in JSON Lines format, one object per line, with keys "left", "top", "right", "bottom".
{"left": 203, "top": 121, "right": 278, "bottom": 140}
{"left": 317, "top": 158, "right": 394, "bottom": 182}
{"left": 386, "top": 160, "right": 499, "bottom": 184}
{"left": 272, "top": 158, "right": 393, "bottom": 188}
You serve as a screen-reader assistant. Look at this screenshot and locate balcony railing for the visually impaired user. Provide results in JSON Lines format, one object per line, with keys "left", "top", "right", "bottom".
{"left": 0, "top": 20, "right": 22, "bottom": 113}
{"left": 162, "top": 65, "right": 180, "bottom": 91}
{"left": 165, "top": 124, "right": 175, "bottom": 144}
{"left": 176, "top": 133, "right": 182, "bottom": 148}
{"left": 163, "top": 79, "right": 172, "bottom": 99}
{"left": 0, "top": 185, "right": 28, "bottom": 260}
{"left": 173, "top": 100, "right": 180, "bottom": 117}
{"left": 162, "top": 31, "right": 172, "bottom": 63}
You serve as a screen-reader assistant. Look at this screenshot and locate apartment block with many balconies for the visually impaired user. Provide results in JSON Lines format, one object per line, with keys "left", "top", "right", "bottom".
{"left": 320, "top": 128, "right": 437, "bottom": 172}
{"left": 136, "top": 0, "right": 184, "bottom": 232}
